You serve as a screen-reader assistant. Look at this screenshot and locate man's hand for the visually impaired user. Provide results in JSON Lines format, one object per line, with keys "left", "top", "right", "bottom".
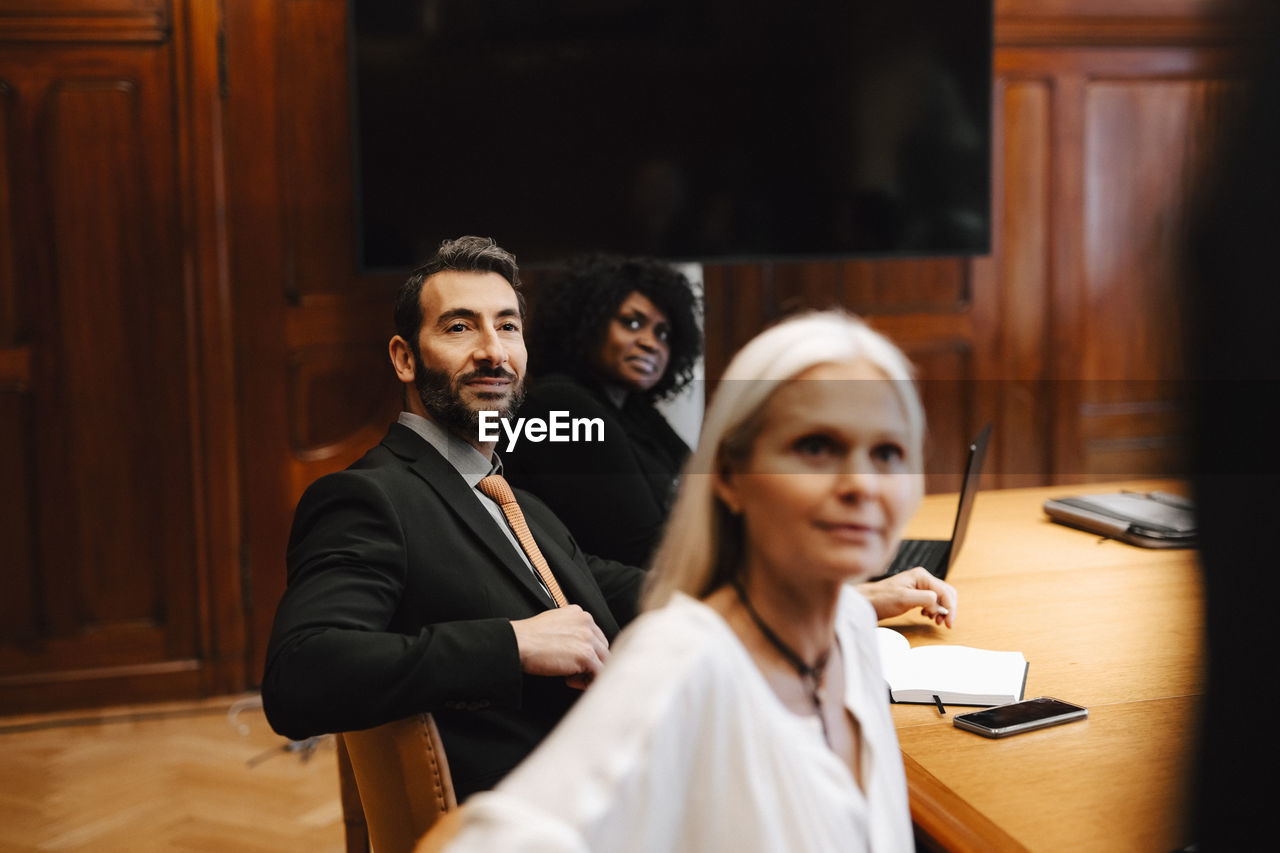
{"left": 509, "top": 605, "right": 610, "bottom": 690}
{"left": 857, "top": 567, "right": 958, "bottom": 628}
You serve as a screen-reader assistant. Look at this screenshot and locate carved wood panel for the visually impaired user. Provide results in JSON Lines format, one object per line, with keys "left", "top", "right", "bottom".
{"left": 1080, "top": 74, "right": 1243, "bottom": 477}
{"left": 279, "top": 0, "right": 354, "bottom": 301}
{"left": 0, "top": 44, "right": 196, "bottom": 708}
{"left": 975, "top": 76, "right": 1056, "bottom": 487}
{"left": 990, "top": 45, "right": 1245, "bottom": 481}
{"left": 700, "top": 258, "right": 980, "bottom": 494}
{"left": 226, "top": 0, "right": 398, "bottom": 684}
{"left": 997, "top": 0, "right": 1245, "bottom": 19}
{"left": 0, "top": 0, "right": 237, "bottom": 713}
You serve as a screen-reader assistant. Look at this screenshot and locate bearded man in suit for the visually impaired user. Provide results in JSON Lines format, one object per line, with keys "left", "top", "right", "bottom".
{"left": 262, "top": 236, "right": 645, "bottom": 799}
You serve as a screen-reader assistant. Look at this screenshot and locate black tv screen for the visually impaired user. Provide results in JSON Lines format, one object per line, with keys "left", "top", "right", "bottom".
{"left": 351, "top": 1, "right": 992, "bottom": 269}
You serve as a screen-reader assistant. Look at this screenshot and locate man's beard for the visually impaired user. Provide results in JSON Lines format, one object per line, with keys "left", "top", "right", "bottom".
{"left": 414, "top": 362, "right": 525, "bottom": 438}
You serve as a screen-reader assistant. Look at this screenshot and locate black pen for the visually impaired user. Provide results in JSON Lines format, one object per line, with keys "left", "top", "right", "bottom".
{"left": 932, "top": 694, "right": 947, "bottom": 715}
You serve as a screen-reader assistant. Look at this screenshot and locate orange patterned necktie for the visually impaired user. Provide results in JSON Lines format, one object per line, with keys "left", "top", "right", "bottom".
{"left": 478, "top": 474, "right": 568, "bottom": 607}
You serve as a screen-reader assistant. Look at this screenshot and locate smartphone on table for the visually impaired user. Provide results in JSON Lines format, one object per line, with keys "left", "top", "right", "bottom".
{"left": 953, "top": 696, "right": 1088, "bottom": 738}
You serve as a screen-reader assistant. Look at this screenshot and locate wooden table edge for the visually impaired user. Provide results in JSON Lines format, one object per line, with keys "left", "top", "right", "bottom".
{"left": 903, "top": 751, "right": 1029, "bottom": 853}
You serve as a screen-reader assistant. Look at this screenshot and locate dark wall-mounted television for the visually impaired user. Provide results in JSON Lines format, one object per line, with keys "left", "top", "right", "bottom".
{"left": 351, "top": 1, "right": 993, "bottom": 270}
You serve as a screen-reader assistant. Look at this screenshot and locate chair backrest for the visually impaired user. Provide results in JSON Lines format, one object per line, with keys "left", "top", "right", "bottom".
{"left": 336, "top": 736, "right": 370, "bottom": 853}
{"left": 338, "top": 713, "right": 458, "bottom": 853}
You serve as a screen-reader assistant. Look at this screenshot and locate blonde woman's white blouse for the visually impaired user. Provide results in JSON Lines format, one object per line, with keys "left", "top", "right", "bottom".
{"left": 443, "top": 587, "right": 913, "bottom": 853}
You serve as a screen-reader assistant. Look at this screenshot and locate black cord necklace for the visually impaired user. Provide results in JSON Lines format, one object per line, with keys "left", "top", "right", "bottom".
{"left": 731, "top": 579, "right": 832, "bottom": 747}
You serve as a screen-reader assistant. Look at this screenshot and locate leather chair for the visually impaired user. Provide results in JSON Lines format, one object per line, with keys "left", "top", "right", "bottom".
{"left": 413, "top": 809, "right": 466, "bottom": 853}
{"left": 336, "top": 713, "right": 458, "bottom": 853}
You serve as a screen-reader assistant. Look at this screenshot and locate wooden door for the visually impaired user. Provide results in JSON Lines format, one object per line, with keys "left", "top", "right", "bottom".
{"left": 0, "top": 1, "right": 239, "bottom": 713}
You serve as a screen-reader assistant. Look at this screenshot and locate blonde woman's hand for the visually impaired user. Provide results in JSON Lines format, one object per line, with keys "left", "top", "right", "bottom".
{"left": 856, "top": 568, "right": 957, "bottom": 628}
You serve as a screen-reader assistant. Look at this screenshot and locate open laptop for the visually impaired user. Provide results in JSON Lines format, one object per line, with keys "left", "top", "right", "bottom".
{"left": 876, "top": 422, "right": 992, "bottom": 580}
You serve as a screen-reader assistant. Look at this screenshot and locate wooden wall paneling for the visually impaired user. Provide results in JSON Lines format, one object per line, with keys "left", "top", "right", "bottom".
{"left": 228, "top": 0, "right": 400, "bottom": 681}
{"left": 0, "top": 388, "right": 35, "bottom": 650}
{"left": 904, "top": 342, "right": 975, "bottom": 495}
{"left": 700, "top": 261, "right": 974, "bottom": 363}
{"left": 279, "top": 0, "right": 354, "bottom": 301}
{"left": 224, "top": 0, "right": 295, "bottom": 685}
{"left": 842, "top": 258, "right": 970, "bottom": 314}
{"left": 280, "top": 289, "right": 401, "bottom": 488}
{"left": 867, "top": 306, "right": 976, "bottom": 495}
{"left": 0, "top": 78, "right": 13, "bottom": 343}
{"left": 963, "top": 126, "right": 1003, "bottom": 490}
{"left": 277, "top": 0, "right": 399, "bottom": 491}
{"left": 285, "top": 301, "right": 396, "bottom": 453}
{"left": 1083, "top": 79, "right": 1195, "bottom": 383}
{"left": 995, "top": 0, "right": 1251, "bottom": 46}
{"left": 0, "top": 0, "right": 236, "bottom": 712}
{"left": 698, "top": 256, "right": 979, "bottom": 494}
{"left": 983, "top": 46, "right": 1244, "bottom": 481}
{"left": 1057, "top": 49, "right": 1239, "bottom": 480}
{"left": 977, "top": 74, "right": 1056, "bottom": 488}
{"left": 0, "top": 60, "right": 35, "bottom": 657}
{"left": 998, "top": 0, "right": 1236, "bottom": 13}
{"left": 0, "top": 47, "right": 39, "bottom": 673}
{"left": 1045, "top": 67, "right": 1091, "bottom": 484}
{"left": 286, "top": 340, "right": 398, "bottom": 454}
{"left": 1081, "top": 75, "right": 1191, "bottom": 479}
{"left": 983, "top": 27, "right": 1248, "bottom": 488}
{"left": 0, "top": 0, "right": 165, "bottom": 16}
{"left": 53, "top": 78, "right": 167, "bottom": 624}
{"left": 1080, "top": 73, "right": 1244, "bottom": 481}
{"left": 0, "top": 0, "right": 167, "bottom": 17}
{"left": 700, "top": 262, "right": 773, "bottom": 386}
{"left": 0, "top": 71, "right": 31, "bottom": 651}
{"left": 768, "top": 259, "right": 843, "bottom": 315}
{"left": 171, "top": 0, "right": 245, "bottom": 696}
{"left": 33, "top": 55, "right": 185, "bottom": 650}
{"left": 0, "top": 1, "right": 169, "bottom": 44}
{"left": 840, "top": 253, "right": 979, "bottom": 493}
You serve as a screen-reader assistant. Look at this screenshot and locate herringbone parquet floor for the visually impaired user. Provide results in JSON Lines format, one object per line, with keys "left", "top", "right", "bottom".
{"left": 0, "top": 694, "right": 344, "bottom": 853}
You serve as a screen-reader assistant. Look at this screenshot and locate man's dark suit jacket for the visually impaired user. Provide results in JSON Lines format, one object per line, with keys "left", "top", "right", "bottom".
{"left": 262, "top": 422, "right": 645, "bottom": 799}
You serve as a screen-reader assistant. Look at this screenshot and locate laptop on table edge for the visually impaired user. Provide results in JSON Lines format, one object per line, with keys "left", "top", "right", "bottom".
{"left": 875, "top": 422, "right": 993, "bottom": 581}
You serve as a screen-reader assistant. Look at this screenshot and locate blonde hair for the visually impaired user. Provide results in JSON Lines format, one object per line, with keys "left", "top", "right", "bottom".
{"left": 643, "top": 310, "right": 925, "bottom": 609}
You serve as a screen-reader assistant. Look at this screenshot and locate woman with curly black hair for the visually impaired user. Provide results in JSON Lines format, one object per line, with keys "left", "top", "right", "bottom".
{"left": 503, "top": 254, "right": 702, "bottom": 567}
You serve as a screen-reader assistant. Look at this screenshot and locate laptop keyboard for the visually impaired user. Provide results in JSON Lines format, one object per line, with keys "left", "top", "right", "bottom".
{"left": 884, "top": 538, "right": 949, "bottom": 577}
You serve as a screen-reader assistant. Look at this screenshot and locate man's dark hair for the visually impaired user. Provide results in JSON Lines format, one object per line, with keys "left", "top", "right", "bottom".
{"left": 527, "top": 254, "right": 702, "bottom": 401}
{"left": 394, "top": 236, "right": 525, "bottom": 346}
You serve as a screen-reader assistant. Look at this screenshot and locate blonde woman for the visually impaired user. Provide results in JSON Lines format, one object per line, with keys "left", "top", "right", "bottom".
{"left": 439, "top": 311, "right": 949, "bottom": 852}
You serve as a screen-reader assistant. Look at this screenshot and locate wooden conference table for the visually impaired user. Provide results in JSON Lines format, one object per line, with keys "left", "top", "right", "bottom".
{"left": 884, "top": 480, "right": 1203, "bottom": 853}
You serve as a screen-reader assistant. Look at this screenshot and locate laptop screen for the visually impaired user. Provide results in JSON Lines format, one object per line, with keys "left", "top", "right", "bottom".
{"left": 944, "top": 423, "right": 993, "bottom": 570}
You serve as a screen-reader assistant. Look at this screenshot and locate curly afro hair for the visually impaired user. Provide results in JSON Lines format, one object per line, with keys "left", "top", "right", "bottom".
{"left": 528, "top": 255, "right": 702, "bottom": 401}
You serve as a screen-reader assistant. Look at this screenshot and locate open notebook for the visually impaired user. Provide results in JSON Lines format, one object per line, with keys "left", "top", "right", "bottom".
{"left": 876, "top": 627, "right": 1028, "bottom": 706}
